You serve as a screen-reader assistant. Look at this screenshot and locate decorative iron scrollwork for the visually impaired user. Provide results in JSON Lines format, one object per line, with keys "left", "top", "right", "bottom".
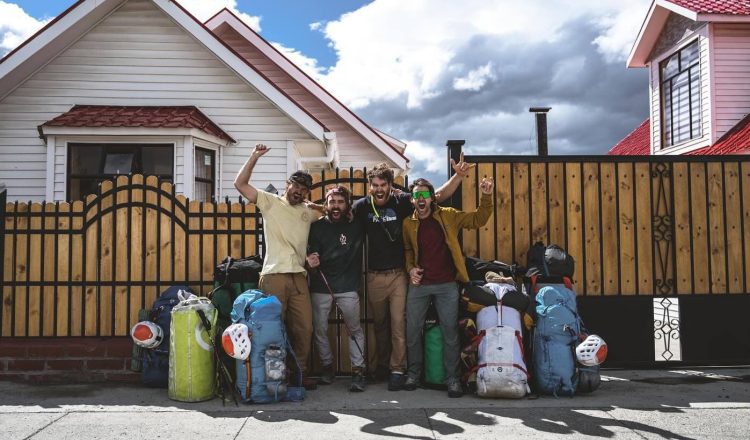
{"left": 653, "top": 297, "right": 681, "bottom": 361}
{"left": 652, "top": 162, "right": 674, "bottom": 295}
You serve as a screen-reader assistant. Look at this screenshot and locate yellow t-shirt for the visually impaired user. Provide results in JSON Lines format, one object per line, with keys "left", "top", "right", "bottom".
{"left": 256, "top": 190, "right": 318, "bottom": 275}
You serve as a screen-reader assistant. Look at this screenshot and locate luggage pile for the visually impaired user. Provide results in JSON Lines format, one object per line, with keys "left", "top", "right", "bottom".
{"left": 457, "top": 242, "right": 608, "bottom": 398}
{"left": 130, "top": 256, "right": 305, "bottom": 405}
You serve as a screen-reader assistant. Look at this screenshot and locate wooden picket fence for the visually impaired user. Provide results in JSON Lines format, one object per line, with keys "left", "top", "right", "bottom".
{"left": 0, "top": 169, "right": 408, "bottom": 368}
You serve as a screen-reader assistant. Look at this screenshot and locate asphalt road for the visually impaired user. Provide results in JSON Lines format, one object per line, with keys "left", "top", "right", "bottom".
{"left": 2, "top": 368, "right": 749, "bottom": 439}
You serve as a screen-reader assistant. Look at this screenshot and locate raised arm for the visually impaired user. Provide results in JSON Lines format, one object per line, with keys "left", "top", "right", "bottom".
{"left": 434, "top": 152, "right": 476, "bottom": 203}
{"left": 456, "top": 178, "right": 494, "bottom": 229}
{"left": 233, "top": 144, "right": 269, "bottom": 204}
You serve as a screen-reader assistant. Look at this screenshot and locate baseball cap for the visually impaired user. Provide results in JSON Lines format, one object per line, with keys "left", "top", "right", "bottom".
{"left": 288, "top": 171, "right": 313, "bottom": 190}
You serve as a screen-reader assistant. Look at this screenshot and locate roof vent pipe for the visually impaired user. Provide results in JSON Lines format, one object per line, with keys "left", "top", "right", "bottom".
{"left": 529, "top": 107, "right": 551, "bottom": 156}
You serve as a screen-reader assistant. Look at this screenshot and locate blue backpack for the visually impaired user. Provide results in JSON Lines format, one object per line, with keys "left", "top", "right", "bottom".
{"left": 532, "top": 283, "right": 581, "bottom": 396}
{"left": 142, "top": 285, "right": 191, "bottom": 387}
{"left": 231, "top": 290, "right": 302, "bottom": 403}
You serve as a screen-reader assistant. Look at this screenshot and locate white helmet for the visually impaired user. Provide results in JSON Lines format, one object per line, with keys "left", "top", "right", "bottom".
{"left": 576, "top": 334, "right": 608, "bottom": 366}
{"left": 222, "top": 323, "right": 252, "bottom": 360}
{"left": 131, "top": 321, "right": 164, "bottom": 349}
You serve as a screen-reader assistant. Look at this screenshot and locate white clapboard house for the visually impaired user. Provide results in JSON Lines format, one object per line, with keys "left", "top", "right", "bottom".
{"left": 0, "top": 0, "right": 409, "bottom": 202}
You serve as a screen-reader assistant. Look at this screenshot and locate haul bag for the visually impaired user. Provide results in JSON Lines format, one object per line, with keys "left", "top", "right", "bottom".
{"left": 168, "top": 295, "right": 217, "bottom": 402}
{"left": 424, "top": 323, "right": 445, "bottom": 385}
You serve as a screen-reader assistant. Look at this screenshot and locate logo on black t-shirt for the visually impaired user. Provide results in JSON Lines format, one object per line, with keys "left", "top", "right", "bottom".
{"left": 339, "top": 233, "right": 347, "bottom": 246}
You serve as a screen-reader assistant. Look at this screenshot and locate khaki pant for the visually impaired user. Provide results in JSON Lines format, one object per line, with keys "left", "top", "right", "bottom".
{"left": 366, "top": 270, "right": 407, "bottom": 373}
{"left": 259, "top": 272, "right": 313, "bottom": 374}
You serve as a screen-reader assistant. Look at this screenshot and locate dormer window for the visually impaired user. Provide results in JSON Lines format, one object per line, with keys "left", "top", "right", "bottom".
{"left": 660, "top": 40, "right": 701, "bottom": 148}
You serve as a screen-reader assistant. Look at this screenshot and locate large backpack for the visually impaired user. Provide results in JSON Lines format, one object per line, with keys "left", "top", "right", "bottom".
{"left": 474, "top": 282, "right": 530, "bottom": 398}
{"left": 532, "top": 282, "right": 581, "bottom": 396}
{"left": 209, "top": 256, "right": 263, "bottom": 381}
{"left": 142, "top": 285, "right": 191, "bottom": 387}
{"left": 231, "top": 289, "right": 300, "bottom": 403}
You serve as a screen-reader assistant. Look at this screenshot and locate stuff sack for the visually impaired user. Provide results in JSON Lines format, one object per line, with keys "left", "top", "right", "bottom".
{"left": 168, "top": 292, "right": 217, "bottom": 402}
{"left": 423, "top": 302, "right": 445, "bottom": 386}
{"left": 474, "top": 283, "right": 529, "bottom": 398}
{"left": 532, "top": 284, "right": 581, "bottom": 396}
{"left": 210, "top": 256, "right": 263, "bottom": 380}
{"left": 232, "top": 290, "right": 296, "bottom": 403}
{"left": 141, "top": 285, "right": 191, "bottom": 387}
{"left": 526, "top": 242, "right": 575, "bottom": 280}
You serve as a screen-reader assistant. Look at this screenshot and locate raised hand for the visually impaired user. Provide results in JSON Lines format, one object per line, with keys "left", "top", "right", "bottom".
{"left": 450, "top": 152, "right": 476, "bottom": 178}
{"left": 251, "top": 143, "right": 270, "bottom": 159}
{"left": 479, "top": 177, "right": 494, "bottom": 195}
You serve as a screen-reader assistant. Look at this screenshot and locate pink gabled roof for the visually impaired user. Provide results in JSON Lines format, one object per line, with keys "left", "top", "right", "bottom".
{"left": 664, "top": 0, "right": 750, "bottom": 15}
{"left": 686, "top": 114, "right": 750, "bottom": 155}
{"left": 40, "top": 105, "right": 235, "bottom": 143}
{"left": 608, "top": 119, "right": 651, "bottom": 155}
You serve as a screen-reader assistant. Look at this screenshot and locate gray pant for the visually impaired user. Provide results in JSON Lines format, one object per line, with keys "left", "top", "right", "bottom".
{"left": 406, "top": 282, "right": 460, "bottom": 383}
{"left": 311, "top": 291, "right": 366, "bottom": 368}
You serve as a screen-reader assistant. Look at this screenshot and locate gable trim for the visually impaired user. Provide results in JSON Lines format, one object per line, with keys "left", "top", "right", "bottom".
{"left": 205, "top": 8, "right": 409, "bottom": 170}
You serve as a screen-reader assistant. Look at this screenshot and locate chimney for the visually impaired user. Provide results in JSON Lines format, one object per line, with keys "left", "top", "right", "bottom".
{"left": 529, "top": 107, "right": 551, "bottom": 156}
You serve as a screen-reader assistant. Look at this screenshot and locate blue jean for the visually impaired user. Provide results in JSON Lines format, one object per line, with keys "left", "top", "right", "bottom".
{"left": 406, "top": 282, "right": 460, "bottom": 383}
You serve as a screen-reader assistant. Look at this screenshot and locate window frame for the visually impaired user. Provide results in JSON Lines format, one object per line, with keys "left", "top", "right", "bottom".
{"left": 193, "top": 146, "right": 216, "bottom": 202}
{"left": 659, "top": 38, "right": 702, "bottom": 149}
{"left": 66, "top": 142, "right": 174, "bottom": 201}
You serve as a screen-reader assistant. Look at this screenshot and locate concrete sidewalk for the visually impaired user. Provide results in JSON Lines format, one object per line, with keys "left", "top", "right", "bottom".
{"left": 2, "top": 368, "right": 749, "bottom": 439}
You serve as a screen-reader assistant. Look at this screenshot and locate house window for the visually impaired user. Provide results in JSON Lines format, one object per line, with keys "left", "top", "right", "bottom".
{"left": 660, "top": 39, "right": 701, "bottom": 148}
{"left": 194, "top": 147, "right": 215, "bottom": 202}
{"left": 67, "top": 143, "right": 173, "bottom": 200}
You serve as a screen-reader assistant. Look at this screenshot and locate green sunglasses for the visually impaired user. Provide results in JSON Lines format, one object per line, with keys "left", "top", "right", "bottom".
{"left": 412, "top": 190, "right": 431, "bottom": 200}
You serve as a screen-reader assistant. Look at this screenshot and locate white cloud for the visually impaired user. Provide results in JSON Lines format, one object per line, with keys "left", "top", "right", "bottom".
{"left": 403, "top": 140, "right": 443, "bottom": 173}
{"left": 0, "top": 1, "right": 49, "bottom": 56}
{"left": 453, "top": 62, "right": 496, "bottom": 91}
{"left": 316, "top": 0, "right": 651, "bottom": 109}
{"left": 177, "top": 0, "right": 261, "bottom": 31}
{"left": 271, "top": 42, "right": 327, "bottom": 80}
{"left": 309, "top": 21, "right": 323, "bottom": 31}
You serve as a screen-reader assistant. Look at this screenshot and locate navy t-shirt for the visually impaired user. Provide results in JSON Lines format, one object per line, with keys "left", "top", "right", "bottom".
{"left": 352, "top": 192, "right": 414, "bottom": 270}
{"left": 307, "top": 217, "right": 365, "bottom": 293}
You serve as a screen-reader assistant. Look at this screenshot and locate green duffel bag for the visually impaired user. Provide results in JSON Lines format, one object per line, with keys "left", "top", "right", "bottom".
{"left": 424, "top": 302, "right": 445, "bottom": 387}
{"left": 168, "top": 295, "right": 217, "bottom": 402}
{"left": 209, "top": 256, "right": 263, "bottom": 381}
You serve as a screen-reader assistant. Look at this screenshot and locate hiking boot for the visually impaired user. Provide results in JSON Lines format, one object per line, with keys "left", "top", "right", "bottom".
{"left": 447, "top": 379, "right": 464, "bottom": 398}
{"left": 403, "top": 375, "right": 420, "bottom": 391}
{"left": 372, "top": 365, "right": 389, "bottom": 382}
{"left": 301, "top": 375, "right": 318, "bottom": 391}
{"left": 387, "top": 372, "right": 404, "bottom": 391}
{"left": 350, "top": 368, "right": 366, "bottom": 392}
{"left": 318, "top": 364, "right": 335, "bottom": 385}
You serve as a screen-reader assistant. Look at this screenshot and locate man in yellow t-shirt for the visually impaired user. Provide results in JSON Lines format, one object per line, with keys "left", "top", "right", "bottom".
{"left": 234, "top": 144, "right": 321, "bottom": 390}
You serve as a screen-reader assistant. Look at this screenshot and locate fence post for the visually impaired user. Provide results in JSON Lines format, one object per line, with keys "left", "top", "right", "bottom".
{"left": 446, "top": 140, "right": 465, "bottom": 210}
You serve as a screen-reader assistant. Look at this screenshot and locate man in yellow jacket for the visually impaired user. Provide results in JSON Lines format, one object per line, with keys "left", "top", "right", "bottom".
{"left": 402, "top": 176, "right": 494, "bottom": 397}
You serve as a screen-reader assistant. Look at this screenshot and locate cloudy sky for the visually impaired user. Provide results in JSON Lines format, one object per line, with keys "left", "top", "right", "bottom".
{"left": 1, "top": 0, "right": 652, "bottom": 184}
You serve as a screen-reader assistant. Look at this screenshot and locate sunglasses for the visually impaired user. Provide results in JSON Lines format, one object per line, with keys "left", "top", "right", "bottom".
{"left": 412, "top": 190, "right": 431, "bottom": 200}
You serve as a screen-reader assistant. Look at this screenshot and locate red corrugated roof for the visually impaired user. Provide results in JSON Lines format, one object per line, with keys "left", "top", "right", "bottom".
{"left": 40, "top": 105, "right": 235, "bottom": 143}
{"left": 686, "top": 114, "right": 750, "bottom": 155}
{"left": 608, "top": 119, "right": 651, "bottom": 155}
{"left": 665, "top": 0, "right": 750, "bottom": 15}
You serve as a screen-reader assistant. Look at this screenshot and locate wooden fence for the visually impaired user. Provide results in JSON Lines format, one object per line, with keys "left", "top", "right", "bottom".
{"left": 458, "top": 154, "right": 750, "bottom": 297}
{"left": 1, "top": 169, "right": 409, "bottom": 372}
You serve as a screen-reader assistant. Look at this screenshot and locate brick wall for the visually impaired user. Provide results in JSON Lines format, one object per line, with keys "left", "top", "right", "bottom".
{"left": 0, "top": 337, "right": 139, "bottom": 383}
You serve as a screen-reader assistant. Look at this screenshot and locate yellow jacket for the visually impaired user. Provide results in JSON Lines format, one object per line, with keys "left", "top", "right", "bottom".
{"left": 402, "top": 193, "right": 493, "bottom": 283}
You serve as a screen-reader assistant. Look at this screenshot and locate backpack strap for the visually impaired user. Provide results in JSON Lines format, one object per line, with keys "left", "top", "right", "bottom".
{"left": 208, "top": 256, "right": 236, "bottom": 300}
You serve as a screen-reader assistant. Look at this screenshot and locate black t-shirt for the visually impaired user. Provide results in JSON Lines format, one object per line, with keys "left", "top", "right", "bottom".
{"left": 352, "top": 192, "right": 414, "bottom": 270}
{"left": 307, "top": 216, "right": 365, "bottom": 293}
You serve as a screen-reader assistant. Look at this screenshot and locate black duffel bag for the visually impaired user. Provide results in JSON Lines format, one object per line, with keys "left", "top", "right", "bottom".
{"left": 464, "top": 256, "right": 521, "bottom": 282}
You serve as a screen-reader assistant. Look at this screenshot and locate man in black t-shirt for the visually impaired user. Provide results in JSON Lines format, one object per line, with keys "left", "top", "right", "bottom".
{"left": 307, "top": 186, "right": 367, "bottom": 392}
{"left": 352, "top": 159, "right": 474, "bottom": 391}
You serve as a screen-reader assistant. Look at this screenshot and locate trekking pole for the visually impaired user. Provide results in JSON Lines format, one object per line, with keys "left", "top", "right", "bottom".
{"left": 317, "top": 270, "right": 366, "bottom": 363}
{"left": 196, "top": 309, "right": 240, "bottom": 406}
